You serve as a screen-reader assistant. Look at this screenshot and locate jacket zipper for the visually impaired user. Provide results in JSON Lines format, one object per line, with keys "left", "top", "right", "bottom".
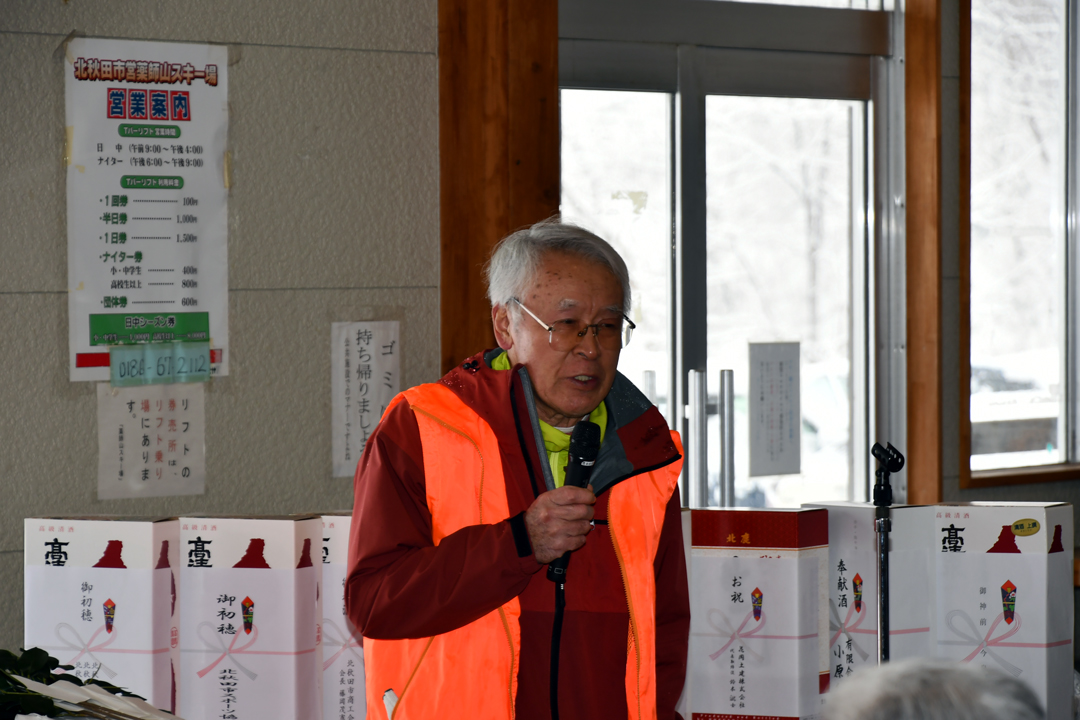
{"left": 499, "top": 607, "right": 518, "bottom": 720}
{"left": 390, "top": 636, "right": 435, "bottom": 719}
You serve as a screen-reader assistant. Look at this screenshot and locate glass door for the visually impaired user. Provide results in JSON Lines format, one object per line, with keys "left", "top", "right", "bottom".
{"left": 704, "top": 96, "right": 869, "bottom": 506}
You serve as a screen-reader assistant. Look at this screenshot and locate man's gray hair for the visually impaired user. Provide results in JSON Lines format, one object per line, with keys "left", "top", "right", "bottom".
{"left": 821, "top": 658, "right": 1044, "bottom": 720}
{"left": 485, "top": 218, "right": 631, "bottom": 314}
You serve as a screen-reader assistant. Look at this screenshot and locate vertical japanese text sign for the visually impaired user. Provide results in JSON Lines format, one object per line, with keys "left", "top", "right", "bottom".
{"left": 97, "top": 382, "right": 207, "bottom": 499}
{"left": 66, "top": 38, "right": 229, "bottom": 381}
{"left": 332, "top": 322, "right": 402, "bottom": 477}
{"left": 748, "top": 342, "right": 800, "bottom": 477}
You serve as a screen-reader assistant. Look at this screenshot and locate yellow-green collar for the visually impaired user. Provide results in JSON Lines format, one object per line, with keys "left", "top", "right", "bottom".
{"left": 490, "top": 345, "right": 609, "bottom": 453}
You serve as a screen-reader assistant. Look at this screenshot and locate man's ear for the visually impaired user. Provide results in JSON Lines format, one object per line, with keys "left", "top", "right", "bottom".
{"left": 492, "top": 304, "right": 514, "bottom": 350}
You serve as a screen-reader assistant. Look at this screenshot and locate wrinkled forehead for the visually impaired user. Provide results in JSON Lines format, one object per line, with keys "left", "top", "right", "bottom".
{"left": 526, "top": 249, "right": 625, "bottom": 305}
{"left": 551, "top": 297, "right": 624, "bottom": 315}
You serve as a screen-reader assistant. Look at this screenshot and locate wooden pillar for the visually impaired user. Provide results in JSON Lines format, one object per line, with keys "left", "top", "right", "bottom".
{"left": 438, "top": 0, "right": 560, "bottom": 374}
{"left": 905, "top": 0, "right": 943, "bottom": 503}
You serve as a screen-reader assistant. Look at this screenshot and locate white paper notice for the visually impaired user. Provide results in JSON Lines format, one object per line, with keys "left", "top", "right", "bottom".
{"left": 332, "top": 322, "right": 401, "bottom": 477}
{"left": 66, "top": 38, "right": 229, "bottom": 381}
{"left": 749, "top": 342, "right": 800, "bottom": 477}
{"left": 97, "top": 382, "right": 206, "bottom": 499}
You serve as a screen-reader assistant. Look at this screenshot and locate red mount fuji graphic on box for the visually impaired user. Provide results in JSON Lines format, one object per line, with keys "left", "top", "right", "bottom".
{"left": 1050, "top": 525, "right": 1065, "bottom": 553}
{"left": 233, "top": 539, "right": 271, "bottom": 569}
{"left": 93, "top": 540, "right": 127, "bottom": 568}
{"left": 157, "top": 540, "right": 177, "bottom": 617}
{"left": 987, "top": 526, "right": 1021, "bottom": 553}
{"left": 297, "top": 538, "right": 313, "bottom": 568}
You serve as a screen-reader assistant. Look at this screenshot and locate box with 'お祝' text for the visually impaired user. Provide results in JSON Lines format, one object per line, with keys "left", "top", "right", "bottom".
{"left": 177, "top": 516, "right": 323, "bottom": 720}
{"left": 900, "top": 503, "right": 1073, "bottom": 720}
{"left": 683, "top": 508, "right": 829, "bottom": 720}
{"left": 321, "top": 513, "right": 365, "bottom": 720}
{"left": 24, "top": 516, "right": 179, "bottom": 713}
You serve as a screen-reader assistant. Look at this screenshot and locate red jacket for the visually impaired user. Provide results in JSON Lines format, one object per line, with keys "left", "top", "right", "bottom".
{"left": 346, "top": 350, "right": 690, "bottom": 719}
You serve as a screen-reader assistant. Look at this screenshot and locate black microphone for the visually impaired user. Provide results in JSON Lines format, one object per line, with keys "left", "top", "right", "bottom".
{"left": 546, "top": 420, "right": 601, "bottom": 583}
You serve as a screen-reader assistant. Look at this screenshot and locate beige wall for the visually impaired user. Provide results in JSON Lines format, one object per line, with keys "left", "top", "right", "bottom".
{"left": 0, "top": 1, "right": 439, "bottom": 650}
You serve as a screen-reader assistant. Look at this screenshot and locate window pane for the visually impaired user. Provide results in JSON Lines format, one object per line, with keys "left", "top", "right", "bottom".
{"left": 705, "top": 0, "right": 884, "bottom": 10}
{"left": 706, "top": 96, "right": 864, "bottom": 507}
{"left": 560, "top": 89, "right": 674, "bottom": 421}
{"left": 969, "top": 0, "right": 1065, "bottom": 471}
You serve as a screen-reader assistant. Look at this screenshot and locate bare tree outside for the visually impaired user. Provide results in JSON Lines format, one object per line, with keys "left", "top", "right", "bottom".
{"left": 706, "top": 96, "right": 861, "bottom": 507}
{"left": 970, "top": 0, "right": 1065, "bottom": 470}
{"left": 560, "top": 90, "right": 673, "bottom": 419}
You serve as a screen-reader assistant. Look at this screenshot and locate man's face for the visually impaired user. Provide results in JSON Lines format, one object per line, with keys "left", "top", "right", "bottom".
{"left": 493, "top": 251, "right": 624, "bottom": 427}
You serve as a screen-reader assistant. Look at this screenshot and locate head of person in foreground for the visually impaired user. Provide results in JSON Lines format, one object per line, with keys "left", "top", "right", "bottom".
{"left": 821, "top": 658, "right": 1044, "bottom": 720}
{"left": 487, "top": 218, "right": 633, "bottom": 428}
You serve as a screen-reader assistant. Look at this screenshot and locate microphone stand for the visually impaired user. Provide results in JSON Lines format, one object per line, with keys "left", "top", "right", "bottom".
{"left": 871, "top": 442, "right": 904, "bottom": 664}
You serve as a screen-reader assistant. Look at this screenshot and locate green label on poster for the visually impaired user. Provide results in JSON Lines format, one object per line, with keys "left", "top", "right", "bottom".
{"left": 118, "top": 124, "right": 181, "bottom": 139}
{"left": 119, "top": 175, "right": 184, "bottom": 190}
{"left": 89, "top": 312, "right": 209, "bottom": 346}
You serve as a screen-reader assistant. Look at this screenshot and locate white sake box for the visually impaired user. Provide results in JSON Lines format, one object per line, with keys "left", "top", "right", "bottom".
{"left": 801, "top": 502, "right": 935, "bottom": 685}
{"left": 177, "top": 515, "right": 323, "bottom": 720}
{"left": 684, "top": 508, "right": 829, "bottom": 719}
{"left": 926, "top": 502, "right": 1073, "bottom": 720}
{"left": 321, "top": 512, "right": 365, "bottom": 720}
{"left": 24, "top": 516, "right": 180, "bottom": 712}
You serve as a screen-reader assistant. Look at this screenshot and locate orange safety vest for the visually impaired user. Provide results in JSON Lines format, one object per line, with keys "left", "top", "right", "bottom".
{"left": 363, "top": 383, "right": 682, "bottom": 720}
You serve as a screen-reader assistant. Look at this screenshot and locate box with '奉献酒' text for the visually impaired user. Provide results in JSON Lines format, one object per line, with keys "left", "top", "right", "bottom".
{"left": 801, "top": 502, "right": 935, "bottom": 685}
{"left": 177, "top": 515, "right": 323, "bottom": 720}
{"left": 24, "top": 516, "right": 180, "bottom": 712}
{"left": 321, "top": 513, "right": 365, "bottom": 720}
{"left": 684, "top": 508, "right": 829, "bottom": 720}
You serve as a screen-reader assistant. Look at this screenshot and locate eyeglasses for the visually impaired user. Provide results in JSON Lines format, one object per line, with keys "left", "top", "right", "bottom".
{"left": 512, "top": 298, "right": 635, "bottom": 351}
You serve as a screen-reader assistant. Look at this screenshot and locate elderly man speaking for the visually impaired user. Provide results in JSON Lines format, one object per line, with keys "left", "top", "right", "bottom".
{"left": 346, "top": 219, "right": 689, "bottom": 720}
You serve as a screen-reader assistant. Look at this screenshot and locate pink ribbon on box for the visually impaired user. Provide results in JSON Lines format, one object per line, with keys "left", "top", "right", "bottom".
{"left": 706, "top": 609, "right": 816, "bottom": 661}
{"left": 828, "top": 599, "right": 873, "bottom": 661}
{"left": 194, "top": 622, "right": 321, "bottom": 682}
{"left": 322, "top": 618, "right": 363, "bottom": 671}
{"left": 196, "top": 622, "right": 260, "bottom": 681}
{"left": 55, "top": 623, "right": 119, "bottom": 679}
{"left": 940, "top": 610, "right": 1072, "bottom": 678}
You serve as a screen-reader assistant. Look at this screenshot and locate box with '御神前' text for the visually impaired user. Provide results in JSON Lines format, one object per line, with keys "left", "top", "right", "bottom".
{"left": 898, "top": 502, "right": 1073, "bottom": 720}
{"left": 801, "top": 502, "right": 935, "bottom": 687}
{"left": 24, "top": 516, "right": 180, "bottom": 713}
{"left": 683, "top": 508, "right": 829, "bottom": 720}
{"left": 321, "top": 513, "right": 365, "bottom": 720}
{"left": 177, "top": 516, "right": 323, "bottom": 720}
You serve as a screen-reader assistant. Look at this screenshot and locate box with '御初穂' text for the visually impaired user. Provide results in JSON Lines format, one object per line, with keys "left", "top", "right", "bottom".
{"left": 177, "top": 515, "right": 323, "bottom": 720}
{"left": 23, "top": 516, "right": 180, "bottom": 713}
{"left": 895, "top": 503, "right": 1073, "bottom": 720}
{"left": 321, "top": 513, "right": 365, "bottom": 720}
{"left": 683, "top": 508, "right": 829, "bottom": 720}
